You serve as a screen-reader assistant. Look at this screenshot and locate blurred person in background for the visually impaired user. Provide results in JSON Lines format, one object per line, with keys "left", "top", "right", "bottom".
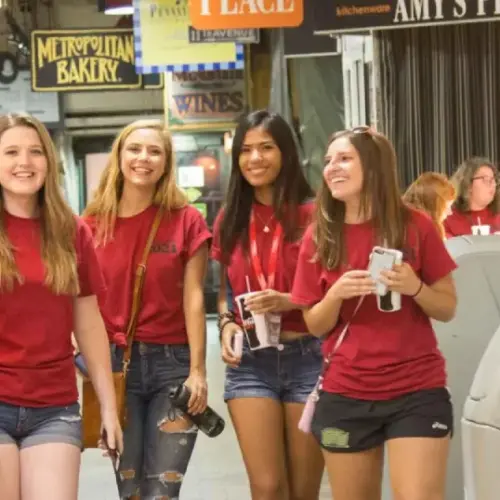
{"left": 444, "top": 157, "right": 500, "bottom": 237}
{"left": 403, "top": 172, "right": 456, "bottom": 238}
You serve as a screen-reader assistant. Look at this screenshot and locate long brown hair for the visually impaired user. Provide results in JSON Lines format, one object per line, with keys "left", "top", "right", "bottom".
{"left": 0, "top": 113, "right": 79, "bottom": 294}
{"left": 451, "top": 156, "right": 500, "bottom": 214}
{"left": 403, "top": 172, "right": 455, "bottom": 238}
{"left": 84, "top": 119, "right": 187, "bottom": 244}
{"left": 314, "top": 128, "right": 408, "bottom": 270}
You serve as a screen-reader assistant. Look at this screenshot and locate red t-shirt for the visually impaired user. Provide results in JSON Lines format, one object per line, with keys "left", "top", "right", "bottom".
{"left": 85, "top": 205, "right": 211, "bottom": 346}
{"left": 0, "top": 213, "right": 106, "bottom": 407}
{"left": 211, "top": 202, "right": 314, "bottom": 333}
{"left": 291, "top": 209, "right": 457, "bottom": 400}
{"left": 444, "top": 207, "right": 500, "bottom": 237}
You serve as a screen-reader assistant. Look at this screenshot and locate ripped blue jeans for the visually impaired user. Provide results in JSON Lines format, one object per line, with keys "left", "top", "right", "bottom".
{"left": 118, "top": 342, "right": 198, "bottom": 499}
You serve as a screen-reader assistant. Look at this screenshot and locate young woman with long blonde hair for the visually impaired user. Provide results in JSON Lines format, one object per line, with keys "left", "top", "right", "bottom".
{"left": 84, "top": 119, "right": 211, "bottom": 499}
{"left": 0, "top": 113, "right": 121, "bottom": 500}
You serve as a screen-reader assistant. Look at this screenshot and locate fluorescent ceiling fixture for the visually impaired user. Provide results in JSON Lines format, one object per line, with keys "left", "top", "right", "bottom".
{"left": 105, "top": 6, "right": 133, "bottom": 14}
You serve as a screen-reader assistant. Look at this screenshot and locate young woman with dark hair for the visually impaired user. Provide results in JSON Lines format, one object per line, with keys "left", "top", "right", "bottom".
{"left": 444, "top": 156, "right": 500, "bottom": 237}
{"left": 292, "top": 127, "right": 457, "bottom": 500}
{"left": 212, "top": 110, "right": 324, "bottom": 499}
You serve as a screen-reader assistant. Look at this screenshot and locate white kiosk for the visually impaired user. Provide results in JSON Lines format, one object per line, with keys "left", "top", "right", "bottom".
{"left": 381, "top": 235, "right": 500, "bottom": 499}
{"left": 436, "top": 235, "right": 500, "bottom": 500}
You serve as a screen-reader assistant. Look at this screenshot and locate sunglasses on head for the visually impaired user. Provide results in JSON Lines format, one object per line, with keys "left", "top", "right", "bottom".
{"left": 351, "top": 125, "right": 372, "bottom": 134}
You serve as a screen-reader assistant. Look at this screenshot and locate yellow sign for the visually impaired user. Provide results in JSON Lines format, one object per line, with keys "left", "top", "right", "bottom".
{"left": 134, "top": 0, "right": 243, "bottom": 73}
{"left": 31, "top": 29, "right": 141, "bottom": 92}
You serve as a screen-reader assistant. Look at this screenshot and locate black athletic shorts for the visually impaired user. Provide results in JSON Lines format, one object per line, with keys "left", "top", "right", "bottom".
{"left": 311, "top": 387, "right": 453, "bottom": 453}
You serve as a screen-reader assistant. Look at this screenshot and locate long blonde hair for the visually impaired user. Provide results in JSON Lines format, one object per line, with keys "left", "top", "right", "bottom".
{"left": 403, "top": 172, "right": 456, "bottom": 238}
{"left": 84, "top": 120, "right": 187, "bottom": 244}
{"left": 0, "top": 113, "right": 79, "bottom": 294}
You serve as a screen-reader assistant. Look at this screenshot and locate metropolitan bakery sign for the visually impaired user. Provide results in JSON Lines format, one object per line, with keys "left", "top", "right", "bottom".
{"left": 313, "top": 1, "right": 500, "bottom": 34}
{"left": 31, "top": 28, "right": 141, "bottom": 92}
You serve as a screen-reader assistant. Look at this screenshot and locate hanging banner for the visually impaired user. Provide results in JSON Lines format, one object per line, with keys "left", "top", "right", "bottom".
{"left": 133, "top": 0, "right": 244, "bottom": 74}
{"left": 31, "top": 29, "right": 141, "bottom": 92}
{"left": 284, "top": 1, "right": 340, "bottom": 58}
{"left": 189, "top": 0, "right": 304, "bottom": 29}
{"left": 166, "top": 69, "right": 245, "bottom": 129}
{"left": 313, "top": 1, "right": 500, "bottom": 35}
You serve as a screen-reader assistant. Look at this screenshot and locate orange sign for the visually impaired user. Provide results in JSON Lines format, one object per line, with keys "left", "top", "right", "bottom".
{"left": 189, "top": 0, "right": 303, "bottom": 30}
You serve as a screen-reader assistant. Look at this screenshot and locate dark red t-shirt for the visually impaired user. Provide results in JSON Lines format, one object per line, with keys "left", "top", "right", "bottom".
{"left": 85, "top": 205, "right": 211, "bottom": 346}
{"left": 211, "top": 202, "right": 314, "bottom": 333}
{"left": 0, "top": 213, "right": 106, "bottom": 407}
{"left": 291, "top": 209, "right": 457, "bottom": 400}
{"left": 444, "top": 207, "right": 500, "bottom": 237}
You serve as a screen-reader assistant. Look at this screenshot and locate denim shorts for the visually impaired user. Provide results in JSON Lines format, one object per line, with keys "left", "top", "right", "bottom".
{"left": 224, "top": 335, "right": 323, "bottom": 403}
{"left": 0, "top": 401, "right": 81, "bottom": 449}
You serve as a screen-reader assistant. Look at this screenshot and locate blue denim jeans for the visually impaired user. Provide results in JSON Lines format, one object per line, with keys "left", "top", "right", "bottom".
{"left": 224, "top": 335, "right": 322, "bottom": 403}
{"left": 118, "top": 342, "right": 197, "bottom": 499}
{"left": 0, "top": 402, "right": 81, "bottom": 449}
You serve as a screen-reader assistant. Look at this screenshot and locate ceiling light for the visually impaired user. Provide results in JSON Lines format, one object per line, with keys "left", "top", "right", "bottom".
{"left": 97, "top": 0, "right": 133, "bottom": 15}
{"left": 105, "top": 6, "right": 133, "bottom": 15}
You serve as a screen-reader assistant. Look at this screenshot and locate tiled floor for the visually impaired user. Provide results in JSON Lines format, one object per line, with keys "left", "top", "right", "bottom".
{"left": 78, "top": 320, "right": 332, "bottom": 499}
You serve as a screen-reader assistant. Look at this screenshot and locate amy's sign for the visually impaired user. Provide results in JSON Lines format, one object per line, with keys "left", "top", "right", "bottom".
{"left": 31, "top": 29, "right": 141, "bottom": 92}
{"left": 313, "top": 0, "right": 500, "bottom": 35}
{"left": 167, "top": 69, "right": 246, "bottom": 129}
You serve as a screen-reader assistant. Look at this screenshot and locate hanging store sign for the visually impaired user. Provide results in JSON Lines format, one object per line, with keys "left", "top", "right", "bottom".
{"left": 133, "top": 0, "right": 243, "bottom": 74}
{"left": 284, "top": 1, "right": 340, "bottom": 58}
{"left": 166, "top": 69, "right": 245, "bottom": 130}
{"left": 189, "top": 0, "right": 304, "bottom": 29}
{"left": 188, "top": 26, "right": 260, "bottom": 44}
{"left": 31, "top": 29, "right": 141, "bottom": 91}
{"left": 313, "top": 0, "right": 500, "bottom": 35}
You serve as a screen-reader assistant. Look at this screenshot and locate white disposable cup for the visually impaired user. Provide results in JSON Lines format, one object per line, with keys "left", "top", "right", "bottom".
{"left": 472, "top": 224, "right": 490, "bottom": 235}
{"left": 235, "top": 292, "right": 279, "bottom": 350}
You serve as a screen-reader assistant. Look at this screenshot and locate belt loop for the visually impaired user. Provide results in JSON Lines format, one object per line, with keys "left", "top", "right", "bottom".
{"left": 163, "top": 345, "right": 170, "bottom": 357}
{"left": 298, "top": 336, "right": 306, "bottom": 355}
{"left": 138, "top": 342, "right": 147, "bottom": 356}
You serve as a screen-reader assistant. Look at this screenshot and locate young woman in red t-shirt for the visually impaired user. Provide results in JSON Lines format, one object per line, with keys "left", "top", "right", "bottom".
{"left": 292, "top": 127, "right": 457, "bottom": 500}
{"left": 212, "top": 110, "right": 324, "bottom": 499}
{"left": 444, "top": 157, "right": 500, "bottom": 237}
{"left": 0, "top": 113, "right": 121, "bottom": 500}
{"left": 84, "top": 119, "right": 211, "bottom": 499}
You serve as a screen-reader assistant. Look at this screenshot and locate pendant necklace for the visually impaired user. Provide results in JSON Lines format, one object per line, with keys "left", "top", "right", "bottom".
{"left": 255, "top": 212, "right": 274, "bottom": 233}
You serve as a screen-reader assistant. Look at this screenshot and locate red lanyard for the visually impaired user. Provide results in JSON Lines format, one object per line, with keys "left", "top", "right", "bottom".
{"left": 249, "top": 208, "right": 283, "bottom": 290}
